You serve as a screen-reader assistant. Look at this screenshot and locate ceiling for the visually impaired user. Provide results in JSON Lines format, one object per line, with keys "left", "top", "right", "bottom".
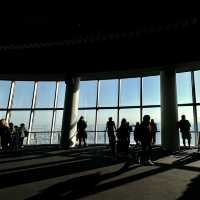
{"left": 0, "top": 8, "right": 200, "bottom": 79}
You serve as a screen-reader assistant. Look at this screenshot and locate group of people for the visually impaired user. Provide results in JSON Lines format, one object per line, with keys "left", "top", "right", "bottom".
{"left": 0, "top": 119, "right": 28, "bottom": 152}
{"left": 76, "top": 114, "right": 192, "bottom": 165}
{"left": 76, "top": 115, "right": 157, "bottom": 165}
{"left": 106, "top": 115, "right": 157, "bottom": 165}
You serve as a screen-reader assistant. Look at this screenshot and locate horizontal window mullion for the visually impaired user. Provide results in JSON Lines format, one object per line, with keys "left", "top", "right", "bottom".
{"left": 4, "top": 108, "right": 64, "bottom": 111}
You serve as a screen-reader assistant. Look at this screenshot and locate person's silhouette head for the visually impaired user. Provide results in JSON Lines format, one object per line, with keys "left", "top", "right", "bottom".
{"left": 80, "top": 116, "right": 84, "bottom": 121}
{"left": 143, "top": 115, "right": 150, "bottom": 123}
{"left": 151, "top": 119, "right": 154, "bottom": 123}
{"left": 108, "top": 117, "right": 112, "bottom": 121}
{"left": 181, "top": 115, "right": 186, "bottom": 120}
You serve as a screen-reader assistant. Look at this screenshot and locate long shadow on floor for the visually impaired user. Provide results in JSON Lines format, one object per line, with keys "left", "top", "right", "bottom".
{"left": 26, "top": 162, "right": 142, "bottom": 200}
{"left": 26, "top": 151, "right": 200, "bottom": 200}
{"left": 177, "top": 174, "right": 200, "bottom": 200}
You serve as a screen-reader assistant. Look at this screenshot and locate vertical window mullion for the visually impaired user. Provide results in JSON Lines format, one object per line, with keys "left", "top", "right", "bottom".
{"left": 50, "top": 81, "right": 59, "bottom": 144}
{"left": 117, "top": 79, "right": 120, "bottom": 128}
{"left": 191, "top": 71, "right": 198, "bottom": 146}
{"left": 140, "top": 76, "right": 143, "bottom": 122}
{"left": 27, "top": 81, "right": 38, "bottom": 144}
{"left": 6, "top": 81, "right": 15, "bottom": 122}
{"left": 94, "top": 80, "right": 99, "bottom": 144}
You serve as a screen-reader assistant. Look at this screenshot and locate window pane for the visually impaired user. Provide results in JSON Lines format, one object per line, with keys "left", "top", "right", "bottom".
{"left": 12, "top": 81, "right": 34, "bottom": 108}
{"left": 120, "top": 78, "right": 140, "bottom": 106}
{"left": 178, "top": 106, "right": 195, "bottom": 146}
{"left": 176, "top": 72, "right": 192, "bottom": 104}
{"left": 52, "top": 110, "right": 63, "bottom": 144}
{"left": 197, "top": 106, "right": 200, "bottom": 139}
{"left": 0, "top": 81, "right": 11, "bottom": 108}
{"left": 99, "top": 79, "right": 118, "bottom": 107}
{"left": 9, "top": 111, "right": 30, "bottom": 127}
{"left": 79, "top": 81, "right": 97, "bottom": 107}
{"left": 57, "top": 82, "right": 66, "bottom": 108}
{"left": 0, "top": 111, "right": 7, "bottom": 119}
{"left": 195, "top": 70, "right": 200, "bottom": 103}
{"left": 96, "top": 109, "right": 117, "bottom": 144}
{"left": 35, "top": 82, "right": 56, "bottom": 108}
{"left": 143, "top": 76, "right": 160, "bottom": 105}
{"left": 119, "top": 108, "right": 140, "bottom": 144}
{"left": 54, "top": 110, "right": 64, "bottom": 131}
{"left": 32, "top": 111, "right": 53, "bottom": 132}
{"left": 143, "top": 107, "right": 161, "bottom": 145}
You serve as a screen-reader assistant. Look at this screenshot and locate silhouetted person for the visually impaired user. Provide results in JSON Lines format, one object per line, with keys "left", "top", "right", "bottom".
{"left": 77, "top": 116, "right": 87, "bottom": 147}
{"left": 116, "top": 118, "right": 129, "bottom": 156}
{"left": 139, "top": 115, "right": 154, "bottom": 165}
{"left": 18, "top": 123, "right": 28, "bottom": 148}
{"left": 13, "top": 125, "right": 20, "bottom": 151}
{"left": 9, "top": 122, "right": 15, "bottom": 151}
{"left": 0, "top": 119, "right": 11, "bottom": 151}
{"left": 178, "top": 115, "right": 191, "bottom": 149}
{"left": 134, "top": 122, "right": 140, "bottom": 145}
{"left": 106, "top": 117, "right": 117, "bottom": 159}
{"left": 150, "top": 119, "right": 157, "bottom": 145}
{"left": 127, "top": 122, "right": 132, "bottom": 147}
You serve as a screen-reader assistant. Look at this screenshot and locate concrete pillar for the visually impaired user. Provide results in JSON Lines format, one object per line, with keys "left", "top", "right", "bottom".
{"left": 160, "top": 67, "right": 180, "bottom": 152}
{"left": 60, "top": 77, "right": 80, "bottom": 148}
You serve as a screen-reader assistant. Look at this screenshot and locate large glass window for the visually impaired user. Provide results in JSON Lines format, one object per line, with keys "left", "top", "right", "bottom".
{"left": 9, "top": 111, "right": 30, "bottom": 127}
{"left": 54, "top": 110, "right": 64, "bottom": 132}
{"left": 0, "top": 81, "right": 11, "bottom": 108}
{"left": 98, "top": 80, "right": 118, "bottom": 107}
{"left": 35, "top": 82, "right": 56, "bottom": 108}
{"left": 143, "top": 76, "right": 160, "bottom": 105}
{"left": 194, "top": 70, "right": 200, "bottom": 103}
{"left": 0, "top": 111, "right": 7, "bottom": 119}
{"left": 56, "top": 82, "right": 66, "bottom": 108}
{"left": 176, "top": 72, "right": 192, "bottom": 104}
{"left": 32, "top": 111, "right": 53, "bottom": 132}
{"left": 12, "top": 81, "right": 34, "bottom": 108}
{"left": 51, "top": 110, "right": 63, "bottom": 144}
{"left": 120, "top": 78, "right": 140, "bottom": 106}
{"left": 79, "top": 81, "right": 97, "bottom": 108}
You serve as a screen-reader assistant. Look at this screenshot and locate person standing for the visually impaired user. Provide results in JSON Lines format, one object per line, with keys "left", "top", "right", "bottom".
{"left": 150, "top": 119, "right": 157, "bottom": 145}
{"left": 139, "top": 115, "right": 154, "bottom": 165}
{"left": 77, "top": 116, "right": 87, "bottom": 147}
{"left": 178, "top": 115, "right": 191, "bottom": 149}
{"left": 18, "top": 123, "right": 28, "bottom": 149}
{"left": 106, "top": 117, "right": 117, "bottom": 159}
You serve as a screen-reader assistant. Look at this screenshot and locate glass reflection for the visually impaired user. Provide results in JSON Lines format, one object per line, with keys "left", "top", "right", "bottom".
{"left": 79, "top": 81, "right": 97, "bottom": 108}
{"left": 176, "top": 72, "right": 192, "bottom": 104}
{"left": 35, "top": 82, "right": 56, "bottom": 108}
{"left": 143, "top": 76, "right": 160, "bottom": 105}
{"left": 120, "top": 78, "right": 140, "bottom": 106}
{"left": 12, "top": 81, "right": 34, "bottom": 108}
{"left": 0, "top": 81, "right": 11, "bottom": 108}
{"left": 98, "top": 80, "right": 118, "bottom": 107}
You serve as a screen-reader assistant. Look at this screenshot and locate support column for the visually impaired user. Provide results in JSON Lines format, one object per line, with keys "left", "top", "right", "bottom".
{"left": 161, "top": 67, "right": 179, "bottom": 152}
{"left": 60, "top": 77, "right": 80, "bottom": 148}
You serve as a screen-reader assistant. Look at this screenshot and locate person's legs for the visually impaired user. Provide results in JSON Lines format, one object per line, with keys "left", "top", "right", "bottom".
{"left": 182, "top": 138, "right": 186, "bottom": 149}
{"left": 83, "top": 137, "right": 87, "bottom": 146}
{"left": 188, "top": 136, "right": 191, "bottom": 149}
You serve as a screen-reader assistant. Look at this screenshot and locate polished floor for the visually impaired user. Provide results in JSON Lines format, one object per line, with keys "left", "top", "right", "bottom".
{"left": 0, "top": 145, "right": 199, "bottom": 200}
